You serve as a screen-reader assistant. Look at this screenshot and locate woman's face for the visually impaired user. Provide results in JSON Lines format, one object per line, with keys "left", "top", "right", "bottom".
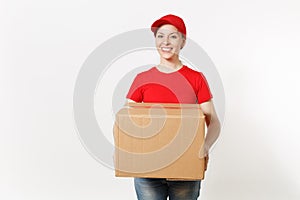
{"left": 155, "top": 24, "right": 186, "bottom": 60}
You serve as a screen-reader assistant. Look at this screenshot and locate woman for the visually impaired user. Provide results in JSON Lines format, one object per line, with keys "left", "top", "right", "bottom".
{"left": 126, "top": 14, "right": 221, "bottom": 200}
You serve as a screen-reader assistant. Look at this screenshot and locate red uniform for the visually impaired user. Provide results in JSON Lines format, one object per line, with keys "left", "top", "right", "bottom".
{"left": 126, "top": 66, "right": 212, "bottom": 104}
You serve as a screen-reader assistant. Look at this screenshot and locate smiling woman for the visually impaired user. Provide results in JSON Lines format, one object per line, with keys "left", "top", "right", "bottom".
{"left": 125, "top": 14, "right": 221, "bottom": 200}
{"left": 155, "top": 24, "right": 186, "bottom": 64}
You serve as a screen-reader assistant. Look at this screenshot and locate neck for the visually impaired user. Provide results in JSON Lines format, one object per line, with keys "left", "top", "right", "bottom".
{"left": 159, "top": 58, "right": 182, "bottom": 69}
{"left": 157, "top": 59, "right": 183, "bottom": 73}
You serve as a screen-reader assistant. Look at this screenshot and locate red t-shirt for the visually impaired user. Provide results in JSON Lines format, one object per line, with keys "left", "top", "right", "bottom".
{"left": 126, "top": 66, "right": 212, "bottom": 104}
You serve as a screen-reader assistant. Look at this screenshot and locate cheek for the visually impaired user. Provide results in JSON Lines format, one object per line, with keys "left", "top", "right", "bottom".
{"left": 155, "top": 39, "right": 162, "bottom": 47}
{"left": 171, "top": 39, "right": 182, "bottom": 46}
{"left": 178, "top": 40, "right": 185, "bottom": 49}
{"left": 155, "top": 40, "right": 160, "bottom": 46}
{"left": 173, "top": 41, "right": 182, "bottom": 50}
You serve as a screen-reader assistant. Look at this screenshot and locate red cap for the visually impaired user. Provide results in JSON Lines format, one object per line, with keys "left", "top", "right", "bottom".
{"left": 151, "top": 14, "right": 186, "bottom": 36}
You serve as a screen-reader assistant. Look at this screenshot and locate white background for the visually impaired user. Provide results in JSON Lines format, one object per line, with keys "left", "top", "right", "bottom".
{"left": 1, "top": 0, "right": 300, "bottom": 199}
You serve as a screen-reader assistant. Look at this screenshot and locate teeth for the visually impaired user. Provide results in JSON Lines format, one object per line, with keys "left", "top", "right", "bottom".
{"left": 161, "top": 47, "right": 172, "bottom": 52}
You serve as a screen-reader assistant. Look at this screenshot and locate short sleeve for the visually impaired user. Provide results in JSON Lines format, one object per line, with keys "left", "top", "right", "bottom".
{"left": 126, "top": 75, "right": 143, "bottom": 102}
{"left": 197, "top": 72, "right": 213, "bottom": 104}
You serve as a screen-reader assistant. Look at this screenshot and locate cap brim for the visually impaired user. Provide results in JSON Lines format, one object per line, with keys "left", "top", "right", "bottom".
{"left": 151, "top": 19, "right": 172, "bottom": 33}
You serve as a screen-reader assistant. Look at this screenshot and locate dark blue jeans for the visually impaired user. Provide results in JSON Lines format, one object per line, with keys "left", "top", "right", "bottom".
{"left": 134, "top": 178, "right": 201, "bottom": 200}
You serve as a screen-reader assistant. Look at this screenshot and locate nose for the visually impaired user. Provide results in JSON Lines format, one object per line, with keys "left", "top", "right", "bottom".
{"left": 162, "top": 36, "right": 170, "bottom": 45}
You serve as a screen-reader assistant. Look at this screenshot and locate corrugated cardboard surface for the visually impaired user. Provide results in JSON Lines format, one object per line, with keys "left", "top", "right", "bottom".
{"left": 113, "top": 103, "right": 207, "bottom": 180}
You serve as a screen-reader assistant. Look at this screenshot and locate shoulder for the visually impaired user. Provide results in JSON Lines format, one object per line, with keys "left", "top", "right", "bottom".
{"left": 131, "top": 67, "right": 157, "bottom": 84}
{"left": 182, "top": 66, "right": 205, "bottom": 78}
{"left": 135, "top": 67, "right": 157, "bottom": 78}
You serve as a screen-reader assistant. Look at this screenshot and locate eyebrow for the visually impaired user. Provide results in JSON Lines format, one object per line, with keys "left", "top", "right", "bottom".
{"left": 157, "top": 31, "right": 180, "bottom": 35}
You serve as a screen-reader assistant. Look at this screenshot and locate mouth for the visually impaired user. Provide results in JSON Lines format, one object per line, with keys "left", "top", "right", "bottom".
{"left": 160, "top": 47, "right": 173, "bottom": 52}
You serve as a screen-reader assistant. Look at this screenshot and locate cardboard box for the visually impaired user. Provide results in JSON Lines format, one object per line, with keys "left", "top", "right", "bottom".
{"left": 113, "top": 103, "right": 207, "bottom": 180}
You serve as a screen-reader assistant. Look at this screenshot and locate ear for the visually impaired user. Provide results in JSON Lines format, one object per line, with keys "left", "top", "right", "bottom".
{"left": 180, "top": 38, "right": 186, "bottom": 49}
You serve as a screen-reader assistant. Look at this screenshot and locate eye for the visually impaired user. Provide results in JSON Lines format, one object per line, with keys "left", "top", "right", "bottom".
{"left": 170, "top": 35, "right": 178, "bottom": 39}
{"left": 157, "top": 35, "right": 163, "bottom": 38}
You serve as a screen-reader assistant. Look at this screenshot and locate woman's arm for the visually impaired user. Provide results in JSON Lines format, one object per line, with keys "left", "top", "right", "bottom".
{"left": 199, "top": 100, "right": 221, "bottom": 158}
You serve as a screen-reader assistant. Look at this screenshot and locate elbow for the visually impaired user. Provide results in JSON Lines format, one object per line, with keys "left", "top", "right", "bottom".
{"left": 212, "top": 118, "right": 221, "bottom": 138}
{"left": 216, "top": 119, "right": 221, "bottom": 134}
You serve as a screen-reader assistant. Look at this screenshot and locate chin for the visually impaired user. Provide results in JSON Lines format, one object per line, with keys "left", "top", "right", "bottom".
{"left": 159, "top": 52, "right": 175, "bottom": 60}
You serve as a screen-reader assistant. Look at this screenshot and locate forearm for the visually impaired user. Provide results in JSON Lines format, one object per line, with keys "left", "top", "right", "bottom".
{"left": 198, "top": 100, "right": 221, "bottom": 157}
{"left": 205, "top": 118, "right": 221, "bottom": 150}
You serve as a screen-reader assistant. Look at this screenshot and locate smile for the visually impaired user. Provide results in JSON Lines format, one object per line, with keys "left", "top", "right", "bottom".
{"left": 161, "top": 47, "right": 173, "bottom": 52}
